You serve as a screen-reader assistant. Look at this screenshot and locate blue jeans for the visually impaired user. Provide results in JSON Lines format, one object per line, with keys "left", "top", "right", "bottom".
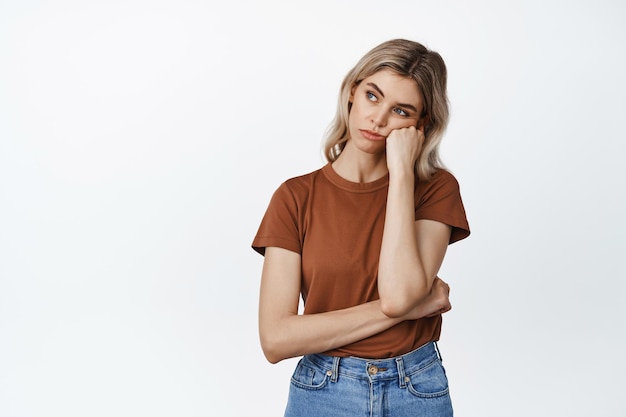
{"left": 284, "top": 342, "right": 453, "bottom": 417}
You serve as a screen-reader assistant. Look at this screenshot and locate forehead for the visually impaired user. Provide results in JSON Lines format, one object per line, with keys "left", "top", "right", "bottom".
{"left": 359, "top": 69, "right": 422, "bottom": 106}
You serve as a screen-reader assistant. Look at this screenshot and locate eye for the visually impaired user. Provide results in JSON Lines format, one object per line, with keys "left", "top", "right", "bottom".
{"left": 366, "top": 91, "right": 378, "bottom": 102}
{"left": 393, "top": 107, "right": 409, "bottom": 117}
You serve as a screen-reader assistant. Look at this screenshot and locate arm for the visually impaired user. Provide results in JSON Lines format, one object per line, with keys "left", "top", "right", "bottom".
{"left": 258, "top": 246, "right": 448, "bottom": 364}
{"left": 377, "top": 127, "right": 452, "bottom": 317}
{"left": 259, "top": 247, "right": 402, "bottom": 363}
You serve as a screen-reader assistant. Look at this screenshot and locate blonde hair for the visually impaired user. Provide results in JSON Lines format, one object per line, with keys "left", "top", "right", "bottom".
{"left": 323, "top": 39, "right": 450, "bottom": 181}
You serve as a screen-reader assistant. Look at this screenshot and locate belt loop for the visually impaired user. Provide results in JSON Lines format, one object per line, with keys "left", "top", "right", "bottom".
{"left": 434, "top": 341, "right": 443, "bottom": 362}
{"left": 330, "top": 356, "right": 340, "bottom": 383}
{"left": 396, "top": 357, "right": 407, "bottom": 388}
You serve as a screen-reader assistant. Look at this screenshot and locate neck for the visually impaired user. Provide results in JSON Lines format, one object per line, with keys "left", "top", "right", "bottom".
{"left": 331, "top": 142, "right": 388, "bottom": 183}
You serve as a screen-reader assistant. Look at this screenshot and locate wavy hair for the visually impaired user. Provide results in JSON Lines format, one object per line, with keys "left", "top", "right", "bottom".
{"left": 323, "top": 39, "right": 450, "bottom": 180}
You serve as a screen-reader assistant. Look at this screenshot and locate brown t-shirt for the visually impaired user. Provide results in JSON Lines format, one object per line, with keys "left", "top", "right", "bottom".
{"left": 252, "top": 163, "right": 470, "bottom": 358}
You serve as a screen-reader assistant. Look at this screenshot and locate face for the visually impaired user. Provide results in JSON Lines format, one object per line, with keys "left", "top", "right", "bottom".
{"left": 347, "top": 69, "right": 424, "bottom": 155}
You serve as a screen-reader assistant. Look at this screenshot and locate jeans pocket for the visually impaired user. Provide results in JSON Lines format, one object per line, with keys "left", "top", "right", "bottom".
{"left": 290, "top": 358, "right": 330, "bottom": 391}
{"left": 405, "top": 359, "right": 450, "bottom": 399}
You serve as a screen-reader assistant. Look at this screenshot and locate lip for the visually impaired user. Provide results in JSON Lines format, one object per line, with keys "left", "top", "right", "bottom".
{"left": 359, "top": 129, "right": 386, "bottom": 141}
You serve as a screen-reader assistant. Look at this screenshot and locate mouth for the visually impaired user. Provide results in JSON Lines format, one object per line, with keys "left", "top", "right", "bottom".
{"left": 359, "top": 129, "right": 386, "bottom": 141}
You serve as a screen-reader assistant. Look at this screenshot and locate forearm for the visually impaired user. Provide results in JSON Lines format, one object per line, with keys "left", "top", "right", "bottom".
{"left": 378, "top": 170, "right": 430, "bottom": 317}
{"left": 260, "top": 300, "right": 404, "bottom": 363}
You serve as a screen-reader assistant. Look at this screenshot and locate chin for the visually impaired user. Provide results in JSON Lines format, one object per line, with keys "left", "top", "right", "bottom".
{"left": 356, "top": 141, "right": 386, "bottom": 155}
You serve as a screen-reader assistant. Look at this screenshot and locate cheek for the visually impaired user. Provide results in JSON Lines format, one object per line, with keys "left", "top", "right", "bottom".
{"left": 348, "top": 102, "right": 367, "bottom": 123}
{"left": 392, "top": 119, "right": 419, "bottom": 130}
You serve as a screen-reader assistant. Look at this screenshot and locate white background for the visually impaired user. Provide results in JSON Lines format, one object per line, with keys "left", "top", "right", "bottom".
{"left": 1, "top": 0, "right": 625, "bottom": 416}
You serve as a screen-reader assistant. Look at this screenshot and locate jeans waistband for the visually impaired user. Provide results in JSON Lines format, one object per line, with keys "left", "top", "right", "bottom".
{"left": 303, "top": 342, "right": 442, "bottom": 385}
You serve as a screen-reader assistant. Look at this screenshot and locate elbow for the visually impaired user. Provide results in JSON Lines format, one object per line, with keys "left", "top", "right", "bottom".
{"left": 379, "top": 284, "right": 430, "bottom": 318}
{"left": 380, "top": 298, "right": 412, "bottom": 318}
{"left": 259, "top": 332, "right": 287, "bottom": 364}
{"left": 259, "top": 312, "right": 301, "bottom": 364}
{"left": 263, "top": 351, "right": 282, "bottom": 365}
{"left": 260, "top": 344, "right": 282, "bottom": 364}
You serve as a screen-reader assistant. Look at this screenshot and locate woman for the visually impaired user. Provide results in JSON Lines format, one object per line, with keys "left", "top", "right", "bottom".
{"left": 252, "top": 39, "right": 470, "bottom": 417}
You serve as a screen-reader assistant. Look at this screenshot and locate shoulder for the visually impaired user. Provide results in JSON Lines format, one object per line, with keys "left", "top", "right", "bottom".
{"left": 283, "top": 166, "right": 324, "bottom": 188}
{"left": 427, "top": 168, "right": 459, "bottom": 186}
{"left": 414, "top": 168, "right": 470, "bottom": 244}
{"left": 270, "top": 166, "right": 325, "bottom": 205}
{"left": 415, "top": 168, "right": 461, "bottom": 200}
{"left": 278, "top": 166, "right": 326, "bottom": 196}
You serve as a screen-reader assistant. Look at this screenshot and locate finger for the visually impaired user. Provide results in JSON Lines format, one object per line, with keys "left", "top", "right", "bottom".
{"left": 425, "top": 304, "right": 451, "bottom": 317}
{"left": 418, "top": 115, "right": 430, "bottom": 131}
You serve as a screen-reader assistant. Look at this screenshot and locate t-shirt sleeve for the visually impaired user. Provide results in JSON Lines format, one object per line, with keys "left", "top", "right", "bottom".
{"left": 414, "top": 170, "right": 470, "bottom": 244}
{"left": 252, "top": 182, "right": 302, "bottom": 256}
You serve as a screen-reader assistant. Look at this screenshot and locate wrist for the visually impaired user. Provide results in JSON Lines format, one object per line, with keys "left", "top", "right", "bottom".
{"left": 388, "top": 166, "right": 415, "bottom": 184}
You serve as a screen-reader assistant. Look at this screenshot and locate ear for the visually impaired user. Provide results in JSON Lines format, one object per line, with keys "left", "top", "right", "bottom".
{"left": 349, "top": 82, "right": 359, "bottom": 103}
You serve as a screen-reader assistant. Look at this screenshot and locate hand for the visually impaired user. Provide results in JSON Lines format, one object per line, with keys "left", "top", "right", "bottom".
{"left": 423, "top": 277, "right": 452, "bottom": 317}
{"left": 402, "top": 277, "right": 451, "bottom": 320}
{"left": 385, "top": 126, "right": 424, "bottom": 176}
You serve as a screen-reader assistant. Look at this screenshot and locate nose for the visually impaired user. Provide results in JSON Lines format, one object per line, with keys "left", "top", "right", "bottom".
{"left": 371, "top": 107, "right": 388, "bottom": 129}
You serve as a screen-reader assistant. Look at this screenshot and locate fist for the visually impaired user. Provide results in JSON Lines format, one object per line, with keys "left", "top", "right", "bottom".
{"left": 385, "top": 126, "right": 424, "bottom": 175}
{"left": 425, "top": 277, "right": 452, "bottom": 317}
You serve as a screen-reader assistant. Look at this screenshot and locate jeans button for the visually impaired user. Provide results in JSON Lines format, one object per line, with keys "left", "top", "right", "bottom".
{"left": 368, "top": 365, "right": 378, "bottom": 375}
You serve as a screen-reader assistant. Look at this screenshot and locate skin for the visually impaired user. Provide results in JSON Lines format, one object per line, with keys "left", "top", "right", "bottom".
{"left": 258, "top": 69, "right": 452, "bottom": 364}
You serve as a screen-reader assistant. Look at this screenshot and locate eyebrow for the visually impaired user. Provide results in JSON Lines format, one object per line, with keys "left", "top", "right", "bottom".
{"left": 366, "top": 82, "right": 419, "bottom": 113}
